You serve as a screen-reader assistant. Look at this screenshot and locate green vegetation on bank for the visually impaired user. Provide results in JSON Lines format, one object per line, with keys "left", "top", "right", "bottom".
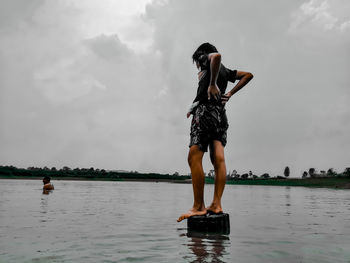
{"left": 0, "top": 165, "right": 349, "bottom": 188}
{"left": 206, "top": 177, "right": 350, "bottom": 188}
{"left": 0, "top": 165, "right": 190, "bottom": 181}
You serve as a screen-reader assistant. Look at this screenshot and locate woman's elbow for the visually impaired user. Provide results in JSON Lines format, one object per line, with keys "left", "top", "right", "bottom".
{"left": 247, "top": 72, "right": 254, "bottom": 80}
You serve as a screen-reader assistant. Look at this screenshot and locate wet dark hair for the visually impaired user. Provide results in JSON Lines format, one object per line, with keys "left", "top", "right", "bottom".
{"left": 43, "top": 176, "right": 51, "bottom": 182}
{"left": 192, "top": 42, "right": 218, "bottom": 63}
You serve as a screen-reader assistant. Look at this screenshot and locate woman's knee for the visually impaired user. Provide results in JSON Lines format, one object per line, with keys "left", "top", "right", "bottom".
{"left": 213, "top": 153, "right": 225, "bottom": 167}
{"left": 187, "top": 153, "right": 193, "bottom": 166}
{"left": 188, "top": 146, "right": 203, "bottom": 166}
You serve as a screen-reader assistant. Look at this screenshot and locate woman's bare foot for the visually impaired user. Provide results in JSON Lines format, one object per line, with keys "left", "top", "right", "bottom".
{"left": 206, "top": 203, "right": 223, "bottom": 214}
{"left": 177, "top": 208, "right": 207, "bottom": 222}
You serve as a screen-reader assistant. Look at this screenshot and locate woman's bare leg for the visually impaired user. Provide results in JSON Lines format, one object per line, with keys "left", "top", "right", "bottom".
{"left": 207, "top": 140, "right": 226, "bottom": 213}
{"left": 177, "top": 145, "right": 207, "bottom": 222}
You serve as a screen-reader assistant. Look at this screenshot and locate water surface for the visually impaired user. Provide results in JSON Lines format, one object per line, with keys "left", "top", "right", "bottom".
{"left": 0, "top": 179, "right": 349, "bottom": 262}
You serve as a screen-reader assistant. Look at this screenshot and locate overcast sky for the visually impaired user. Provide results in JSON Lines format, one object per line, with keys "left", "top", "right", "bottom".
{"left": 1, "top": 0, "right": 349, "bottom": 176}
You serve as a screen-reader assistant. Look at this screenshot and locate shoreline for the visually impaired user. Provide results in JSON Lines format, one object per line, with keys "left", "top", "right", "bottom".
{"left": 1, "top": 176, "right": 349, "bottom": 189}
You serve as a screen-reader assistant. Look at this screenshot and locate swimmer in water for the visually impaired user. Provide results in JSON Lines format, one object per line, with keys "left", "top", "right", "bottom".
{"left": 42, "top": 176, "right": 54, "bottom": 194}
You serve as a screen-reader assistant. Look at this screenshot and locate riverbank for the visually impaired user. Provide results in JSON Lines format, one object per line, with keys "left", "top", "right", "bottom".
{"left": 224, "top": 177, "right": 350, "bottom": 189}
{"left": 0, "top": 175, "right": 182, "bottom": 183}
{"left": 1, "top": 175, "right": 349, "bottom": 189}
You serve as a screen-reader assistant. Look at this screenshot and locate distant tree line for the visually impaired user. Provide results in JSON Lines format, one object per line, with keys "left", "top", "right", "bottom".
{"left": 223, "top": 170, "right": 274, "bottom": 180}
{"left": 1, "top": 165, "right": 349, "bottom": 181}
{"left": 301, "top": 167, "right": 349, "bottom": 178}
{"left": 0, "top": 166, "right": 190, "bottom": 181}
{"left": 219, "top": 166, "right": 350, "bottom": 180}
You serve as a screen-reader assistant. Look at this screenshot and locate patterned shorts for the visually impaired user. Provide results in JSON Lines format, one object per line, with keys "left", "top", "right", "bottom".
{"left": 189, "top": 103, "right": 229, "bottom": 152}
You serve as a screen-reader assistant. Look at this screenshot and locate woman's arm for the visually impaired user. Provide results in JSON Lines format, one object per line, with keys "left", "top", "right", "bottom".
{"left": 207, "top": 53, "right": 222, "bottom": 101}
{"left": 222, "top": 71, "right": 253, "bottom": 104}
{"left": 186, "top": 101, "right": 199, "bottom": 118}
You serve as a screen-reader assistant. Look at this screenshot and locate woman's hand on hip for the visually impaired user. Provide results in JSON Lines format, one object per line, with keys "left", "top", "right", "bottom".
{"left": 208, "top": 84, "right": 221, "bottom": 101}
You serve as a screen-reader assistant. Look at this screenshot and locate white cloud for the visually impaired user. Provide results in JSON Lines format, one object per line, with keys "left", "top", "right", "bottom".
{"left": 85, "top": 34, "right": 132, "bottom": 60}
{"left": 290, "top": 0, "right": 350, "bottom": 33}
{"left": 33, "top": 54, "right": 106, "bottom": 105}
{"left": 60, "top": 0, "right": 154, "bottom": 52}
{"left": 340, "top": 20, "right": 350, "bottom": 32}
{"left": 301, "top": 0, "right": 338, "bottom": 30}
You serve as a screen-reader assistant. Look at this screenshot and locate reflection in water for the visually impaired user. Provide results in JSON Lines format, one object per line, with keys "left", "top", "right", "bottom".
{"left": 39, "top": 195, "right": 49, "bottom": 223}
{"left": 185, "top": 231, "right": 230, "bottom": 263}
{"left": 40, "top": 195, "right": 48, "bottom": 211}
{"left": 284, "top": 186, "right": 291, "bottom": 216}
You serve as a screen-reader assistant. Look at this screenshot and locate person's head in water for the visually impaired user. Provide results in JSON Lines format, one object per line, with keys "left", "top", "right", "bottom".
{"left": 192, "top": 42, "right": 218, "bottom": 64}
{"left": 43, "top": 176, "right": 51, "bottom": 185}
